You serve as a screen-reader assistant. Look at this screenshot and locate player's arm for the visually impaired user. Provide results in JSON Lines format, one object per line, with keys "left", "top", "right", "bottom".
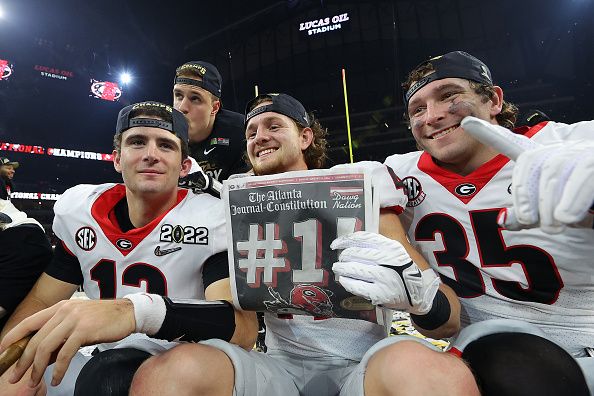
{"left": 332, "top": 211, "right": 460, "bottom": 339}
{"left": 0, "top": 240, "right": 81, "bottom": 340}
{"left": 462, "top": 116, "right": 594, "bottom": 233}
{"left": 126, "top": 251, "right": 258, "bottom": 350}
{"left": 0, "top": 274, "right": 78, "bottom": 340}
{"left": 378, "top": 211, "right": 460, "bottom": 338}
{"left": 204, "top": 279, "right": 258, "bottom": 350}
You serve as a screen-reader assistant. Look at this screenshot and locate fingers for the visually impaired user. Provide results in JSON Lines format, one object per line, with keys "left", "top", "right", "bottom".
{"left": 28, "top": 319, "right": 82, "bottom": 387}
{"left": 0, "top": 335, "right": 31, "bottom": 377}
{"left": 9, "top": 312, "right": 68, "bottom": 386}
{"left": 45, "top": 333, "right": 82, "bottom": 386}
{"left": 333, "top": 262, "right": 381, "bottom": 283}
{"left": 460, "top": 116, "right": 539, "bottom": 161}
{"left": 537, "top": 148, "right": 576, "bottom": 233}
{"left": 1, "top": 304, "right": 60, "bottom": 352}
{"left": 556, "top": 155, "right": 594, "bottom": 224}
{"left": 330, "top": 230, "right": 395, "bottom": 251}
{"left": 336, "top": 275, "right": 377, "bottom": 303}
{"left": 511, "top": 146, "right": 552, "bottom": 226}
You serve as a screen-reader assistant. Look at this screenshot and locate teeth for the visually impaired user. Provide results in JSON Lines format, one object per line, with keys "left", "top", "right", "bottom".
{"left": 258, "top": 148, "right": 277, "bottom": 157}
{"left": 432, "top": 125, "right": 458, "bottom": 139}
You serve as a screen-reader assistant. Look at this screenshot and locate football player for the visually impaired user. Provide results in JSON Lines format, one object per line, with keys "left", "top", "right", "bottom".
{"left": 385, "top": 50, "right": 593, "bottom": 392}
{"left": 0, "top": 101, "right": 258, "bottom": 395}
{"left": 173, "top": 61, "right": 249, "bottom": 183}
{"left": 126, "top": 94, "right": 479, "bottom": 396}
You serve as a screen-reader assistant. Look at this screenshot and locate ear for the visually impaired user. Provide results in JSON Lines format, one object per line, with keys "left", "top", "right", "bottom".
{"left": 300, "top": 127, "right": 314, "bottom": 151}
{"left": 490, "top": 86, "right": 504, "bottom": 118}
{"left": 211, "top": 99, "right": 221, "bottom": 116}
{"left": 179, "top": 157, "right": 192, "bottom": 178}
{"left": 113, "top": 149, "right": 122, "bottom": 174}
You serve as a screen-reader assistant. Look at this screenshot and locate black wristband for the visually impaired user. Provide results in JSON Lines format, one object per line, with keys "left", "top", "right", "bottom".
{"left": 154, "top": 298, "right": 235, "bottom": 343}
{"left": 410, "top": 290, "right": 451, "bottom": 331}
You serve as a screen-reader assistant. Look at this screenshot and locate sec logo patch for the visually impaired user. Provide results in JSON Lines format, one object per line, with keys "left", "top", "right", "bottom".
{"left": 75, "top": 227, "right": 96, "bottom": 251}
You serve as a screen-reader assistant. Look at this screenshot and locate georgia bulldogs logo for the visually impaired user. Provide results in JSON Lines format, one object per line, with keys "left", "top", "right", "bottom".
{"left": 264, "top": 284, "right": 335, "bottom": 318}
{"left": 90, "top": 79, "right": 122, "bottom": 101}
{"left": 75, "top": 227, "right": 96, "bottom": 251}
{"left": 0, "top": 60, "right": 13, "bottom": 80}
{"left": 402, "top": 176, "right": 426, "bottom": 207}
{"left": 454, "top": 183, "right": 477, "bottom": 197}
{"left": 115, "top": 238, "right": 133, "bottom": 250}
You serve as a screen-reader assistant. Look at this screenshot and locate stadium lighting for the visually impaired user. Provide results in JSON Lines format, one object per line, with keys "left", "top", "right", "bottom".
{"left": 120, "top": 72, "right": 132, "bottom": 85}
{"left": 0, "top": 4, "right": 5, "bottom": 19}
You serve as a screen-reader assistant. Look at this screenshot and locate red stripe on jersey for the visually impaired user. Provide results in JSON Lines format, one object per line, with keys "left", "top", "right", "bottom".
{"left": 91, "top": 184, "right": 188, "bottom": 255}
{"left": 447, "top": 347, "right": 463, "bottom": 357}
{"left": 417, "top": 152, "right": 510, "bottom": 204}
{"left": 513, "top": 121, "right": 549, "bottom": 137}
{"left": 415, "top": 121, "right": 549, "bottom": 205}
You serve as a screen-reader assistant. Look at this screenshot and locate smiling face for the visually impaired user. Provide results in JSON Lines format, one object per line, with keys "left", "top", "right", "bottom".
{"left": 173, "top": 82, "right": 220, "bottom": 144}
{"left": 245, "top": 102, "right": 313, "bottom": 175}
{"left": 0, "top": 165, "right": 15, "bottom": 180}
{"left": 113, "top": 121, "right": 191, "bottom": 198}
{"left": 407, "top": 77, "right": 503, "bottom": 174}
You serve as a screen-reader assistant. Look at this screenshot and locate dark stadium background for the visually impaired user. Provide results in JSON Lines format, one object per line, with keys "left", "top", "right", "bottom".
{"left": 0, "top": 0, "right": 592, "bottom": 236}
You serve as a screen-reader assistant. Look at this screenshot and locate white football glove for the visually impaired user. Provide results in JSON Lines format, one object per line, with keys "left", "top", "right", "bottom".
{"left": 331, "top": 231, "right": 440, "bottom": 315}
{"left": 178, "top": 157, "right": 222, "bottom": 197}
{"left": 461, "top": 116, "right": 594, "bottom": 234}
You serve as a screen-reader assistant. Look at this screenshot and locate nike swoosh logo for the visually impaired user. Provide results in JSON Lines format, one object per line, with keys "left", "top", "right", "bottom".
{"left": 154, "top": 246, "right": 182, "bottom": 256}
{"left": 204, "top": 147, "right": 216, "bottom": 155}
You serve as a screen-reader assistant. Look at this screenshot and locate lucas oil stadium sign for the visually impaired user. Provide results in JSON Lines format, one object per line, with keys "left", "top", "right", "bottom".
{"left": 299, "top": 12, "right": 350, "bottom": 36}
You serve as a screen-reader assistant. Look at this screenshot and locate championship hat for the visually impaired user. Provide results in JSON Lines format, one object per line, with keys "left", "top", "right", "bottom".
{"left": 174, "top": 61, "right": 222, "bottom": 98}
{"left": 404, "top": 51, "right": 493, "bottom": 108}
{"left": 0, "top": 157, "right": 19, "bottom": 169}
{"left": 245, "top": 93, "right": 311, "bottom": 127}
{"left": 115, "top": 101, "right": 189, "bottom": 143}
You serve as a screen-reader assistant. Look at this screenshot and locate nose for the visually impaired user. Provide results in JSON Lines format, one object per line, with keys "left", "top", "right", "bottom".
{"left": 175, "top": 97, "right": 189, "bottom": 115}
{"left": 425, "top": 101, "right": 446, "bottom": 126}
{"left": 143, "top": 140, "right": 159, "bottom": 163}
{"left": 253, "top": 126, "right": 271, "bottom": 145}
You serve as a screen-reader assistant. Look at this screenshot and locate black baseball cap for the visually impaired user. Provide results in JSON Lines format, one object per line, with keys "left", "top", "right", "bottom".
{"left": 404, "top": 51, "right": 494, "bottom": 108}
{"left": 245, "top": 93, "right": 311, "bottom": 127}
{"left": 174, "top": 61, "right": 222, "bottom": 98}
{"left": 0, "top": 158, "right": 19, "bottom": 168}
{"left": 116, "top": 101, "right": 189, "bottom": 143}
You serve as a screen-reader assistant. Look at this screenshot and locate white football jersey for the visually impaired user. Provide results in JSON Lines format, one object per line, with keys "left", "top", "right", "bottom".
{"left": 385, "top": 121, "right": 594, "bottom": 356}
{"left": 53, "top": 183, "right": 227, "bottom": 300}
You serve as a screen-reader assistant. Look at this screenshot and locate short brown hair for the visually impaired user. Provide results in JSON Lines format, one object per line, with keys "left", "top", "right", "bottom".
{"left": 403, "top": 62, "right": 518, "bottom": 130}
{"left": 113, "top": 106, "right": 189, "bottom": 160}
{"left": 247, "top": 97, "right": 328, "bottom": 170}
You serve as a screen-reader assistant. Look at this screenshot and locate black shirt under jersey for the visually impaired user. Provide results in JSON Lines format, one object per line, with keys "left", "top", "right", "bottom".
{"left": 189, "top": 108, "right": 249, "bottom": 182}
{"left": 44, "top": 196, "right": 229, "bottom": 290}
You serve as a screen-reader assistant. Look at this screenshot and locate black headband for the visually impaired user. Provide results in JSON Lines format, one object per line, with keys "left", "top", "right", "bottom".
{"left": 116, "top": 101, "right": 189, "bottom": 143}
{"left": 245, "top": 93, "right": 311, "bottom": 127}
{"left": 404, "top": 51, "right": 493, "bottom": 108}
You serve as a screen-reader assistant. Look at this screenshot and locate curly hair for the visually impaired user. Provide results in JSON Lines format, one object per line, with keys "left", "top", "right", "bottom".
{"left": 402, "top": 62, "right": 518, "bottom": 130}
{"left": 247, "top": 97, "right": 328, "bottom": 170}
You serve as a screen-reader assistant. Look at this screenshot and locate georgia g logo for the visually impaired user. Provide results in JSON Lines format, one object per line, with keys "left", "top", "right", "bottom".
{"left": 454, "top": 183, "right": 477, "bottom": 197}
{"left": 116, "top": 238, "right": 133, "bottom": 250}
{"left": 75, "top": 227, "right": 96, "bottom": 251}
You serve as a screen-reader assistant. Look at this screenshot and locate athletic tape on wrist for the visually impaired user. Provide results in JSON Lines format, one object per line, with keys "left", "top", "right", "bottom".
{"left": 123, "top": 293, "right": 166, "bottom": 336}
{"left": 410, "top": 290, "right": 451, "bottom": 331}
{"left": 153, "top": 297, "right": 236, "bottom": 343}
